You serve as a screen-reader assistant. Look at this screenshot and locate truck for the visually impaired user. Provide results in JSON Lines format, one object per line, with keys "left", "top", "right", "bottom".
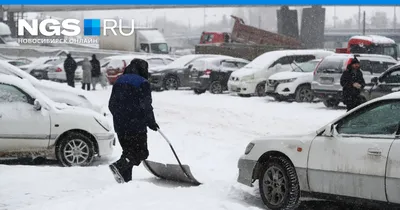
{"left": 195, "top": 16, "right": 303, "bottom": 60}
{"left": 335, "top": 35, "right": 398, "bottom": 60}
{"left": 99, "top": 27, "right": 170, "bottom": 54}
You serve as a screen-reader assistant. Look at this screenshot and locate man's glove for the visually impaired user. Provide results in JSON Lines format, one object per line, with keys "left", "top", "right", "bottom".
{"left": 148, "top": 122, "right": 159, "bottom": 131}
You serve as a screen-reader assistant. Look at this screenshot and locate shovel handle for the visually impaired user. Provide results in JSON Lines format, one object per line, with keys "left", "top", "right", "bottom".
{"left": 157, "top": 129, "right": 172, "bottom": 145}
{"left": 157, "top": 129, "right": 188, "bottom": 175}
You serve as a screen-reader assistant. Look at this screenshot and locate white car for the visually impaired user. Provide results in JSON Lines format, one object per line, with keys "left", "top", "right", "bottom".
{"left": 0, "top": 75, "right": 115, "bottom": 166}
{"left": 0, "top": 60, "right": 105, "bottom": 115}
{"left": 266, "top": 59, "right": 322, "bottom": 102}
{"left": 228, "top": 50, "right": 333, "bottom": 97}
{"left": 47, "top": 58, "right": 84, "bottom": 82}
{"left": 237, "top": 92, "right": 400, "bottom": 209}
{"left": 19, "top": 56, "right": 61, "bottom": 72}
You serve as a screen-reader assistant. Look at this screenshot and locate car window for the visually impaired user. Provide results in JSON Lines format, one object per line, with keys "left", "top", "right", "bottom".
{"left": 382, "top": 68, "right": 400, "bottom": 84}
{"left": 0, "top": 84, "right": 30, "bottom": 104}
{"left": 147, "top": 58, "right": 165, "bottom": 66}
{"left": 44, "top": 59, "right": 56, "bottom": 64}
{"left": 316, "top": 57, "right": 344, "bottom": 74}
{"left": 336, "top": 100, "right": 400, "bottom": 135}
{"left": 359, "top": 59, "right": 396, "bottom": 74}
{"left": 270, "top": 56, "right": 293, "bottom": 68}
{"left": 293, "top": 55, "right": 316, "bottom": 63}
{"left": 293, "top": 60, "right": 320, "bottom": 72}
{"left": 237, "top": 62, "right": 248, "bottom": 68}
{"left": 191, "top": 60, "right": 205, "bottom": 70}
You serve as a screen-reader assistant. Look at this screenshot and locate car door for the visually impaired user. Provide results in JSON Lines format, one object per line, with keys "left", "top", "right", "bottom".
{"left": 370, "top": 67, "right": 400, "bottom": 100}
{"left": 0, "top": 83, "right": 51, "bottom": 153}
{"left": 386, "top": 135, "right": 400, "bottom": 204}
{"left": 308, "top": 99, "right": 400, "bottom": 201}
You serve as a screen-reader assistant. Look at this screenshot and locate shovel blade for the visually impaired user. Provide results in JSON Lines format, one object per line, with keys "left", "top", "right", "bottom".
{"left": 143, "top": 160, "right": 201, "bottom": 186}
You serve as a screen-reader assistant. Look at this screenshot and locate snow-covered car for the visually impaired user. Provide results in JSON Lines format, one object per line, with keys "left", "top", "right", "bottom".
{"left": 228, "top": 50, "right": 333, "bottom": 97}
{"left": 266, "top": 59, "right": 322, "bottom": 102}
{"left": 19, "top": 56, "right": 60, "bottom": 71}
{"left": 47, "top": 57, "right": 85, "bottom": 82}
{"left": 0, "top": 75, "right": 115, "bottom": 166}
{"left": 0, "top": 60, "right": 105, "bottom": 115}
{"left": 237, "top": 92, "right": 400, "bottom": 209}
{"left": 6, "top": 59, "right": 30, "bottom": 67}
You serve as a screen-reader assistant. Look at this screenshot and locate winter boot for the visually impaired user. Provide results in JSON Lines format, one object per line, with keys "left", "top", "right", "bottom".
{"left": 109, "top": 158, "right": 129, "bottom": 184}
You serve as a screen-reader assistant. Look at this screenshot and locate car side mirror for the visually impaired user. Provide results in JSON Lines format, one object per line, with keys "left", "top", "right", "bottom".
{"left": 33, "top": 99, "right": 42, "bottom": 111}
{"left": 187, "top": 64, "right": 193, "bottom": 69}
{"left": 322, "top": 123, "right": 334, "bottom": 137}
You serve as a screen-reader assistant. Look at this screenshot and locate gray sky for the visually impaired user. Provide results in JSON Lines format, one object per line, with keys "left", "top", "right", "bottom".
{"left": 41, "top": 6, "right": 399, "bottom": 28}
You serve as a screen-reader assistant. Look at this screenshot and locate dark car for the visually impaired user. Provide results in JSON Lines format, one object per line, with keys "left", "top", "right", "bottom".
{"left": 189, "top": 57, "right": 249, "bottom": 94}
{"left": 148, "top": 54, "right": 222, "bottom": 91}
{"left": 362, "top": 63, "right": 400, "bottom": 101}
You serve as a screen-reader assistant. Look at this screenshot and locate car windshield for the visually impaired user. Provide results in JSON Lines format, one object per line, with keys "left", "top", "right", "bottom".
{"left": 150, "top": 43, "right": 169, "bottom": 54}
{"left": 292, "top": 60, "right": 320, "bottom": 72}
{"left": 47, "top": 58, "right": 64, "bottom": 66}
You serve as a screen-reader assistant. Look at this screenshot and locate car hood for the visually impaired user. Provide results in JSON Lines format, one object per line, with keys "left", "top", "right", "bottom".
{"left": 231, "top": 67, "right": 261, "bottom": 77}
{"left": 53, "top": 102, "right": 103, "bottom": 119}
{"left": 269, "top": 71, "right": 311, "bottom": 80}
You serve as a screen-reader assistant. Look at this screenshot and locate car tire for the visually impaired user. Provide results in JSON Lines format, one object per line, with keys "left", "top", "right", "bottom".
{"left": 258, "top": 156, "right": 300, "bottom": 210}
{"left": 163, "top": 75, "right": 179, "bottom": 90}
{"left": 256, "top": 83, "right": 266, "bottom": 97}
{"left": 56, "top": 132, "right": 95, "bottom": 167}
{"left": 323, "top": 99, "right": 340, "bottom": 108}
{"left": 295, "top": 85, "right": 314, "bottom": 103}
{"left": 273, "top": 96, "right": 284, "bottom": 102}
{"left": 209, "top": 81, "right": 223, "bottom": 94}
{"left": 194, "top": 88, "right": 206, "bottom": 94}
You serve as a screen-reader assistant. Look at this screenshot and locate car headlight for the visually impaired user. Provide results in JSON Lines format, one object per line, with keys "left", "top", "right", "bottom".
{"left": 240, "top": 74, "right": 255, "bottom": 81}
{"left": 94, "top": 117, "right": 111, "bottom": 132}
{"left": 244, "top": 143, "right": 255, "bottom": 155}
{"left": 278, "top": 78, "right": 297, "bottom": 83}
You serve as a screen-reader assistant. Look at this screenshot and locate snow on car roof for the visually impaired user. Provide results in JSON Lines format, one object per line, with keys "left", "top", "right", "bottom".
{"left": 350, "top": 35, "right": 395, "bottom": 44}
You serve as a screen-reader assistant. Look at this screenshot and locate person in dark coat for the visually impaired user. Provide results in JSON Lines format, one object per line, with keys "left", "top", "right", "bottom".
{"left": 64, "top": 53, "right": 77, "bottom": 87}
{"left": 108, "top": 58, "right": 159, "bottom": 183}
{"left": 90, "top": 54, "right": 101, "bottom": 90}
{"left": 340, "top": 56, "right": 366, "bottom": 112}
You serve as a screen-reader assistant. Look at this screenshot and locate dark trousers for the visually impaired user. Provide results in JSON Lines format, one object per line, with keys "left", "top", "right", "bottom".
{"left": 345, "top": 95, "right": 365, "bottom": 112}
{"left": 66, "top": 73, "right": 75, "bottom": 87}
{"left": 82, "top": 83, "right": 91, "bottom": 91}
{"left": 115, "top": 133, "right": 149, "bottom": 182}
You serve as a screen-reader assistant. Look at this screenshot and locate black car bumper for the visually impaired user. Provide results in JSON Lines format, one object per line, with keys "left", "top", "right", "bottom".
{"left": 313, "top": 90, "right": 342, "bottom": 101}
{"left": 189, "top": 77, "right": 210, "bottom": 90}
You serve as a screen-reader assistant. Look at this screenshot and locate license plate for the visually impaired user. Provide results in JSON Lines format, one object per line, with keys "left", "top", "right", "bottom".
{"left": 320, "top": 77, "right": 334, "bottom": 84}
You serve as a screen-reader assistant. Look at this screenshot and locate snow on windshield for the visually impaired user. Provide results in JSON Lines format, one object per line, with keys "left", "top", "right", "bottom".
{"left": 292, "top": 60, "right": 320, "bottom": 72}
{"left": 0, "top": 61, "right": 39, "bottom": 84}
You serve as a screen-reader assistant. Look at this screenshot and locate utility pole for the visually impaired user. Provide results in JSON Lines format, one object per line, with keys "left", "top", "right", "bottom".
{"left": 203, "top": 7, "right": 206, "bottom": 31}
{"left": 258, "top": 15, "right": 261, "bottom": 28}
{"left": 363, "top": 11, "right": 366, "bottom": 35}
{"left": 394, "top": 6, "right": 397, "bottom": 29}
{"left": 333, "top": 6, "right": 337, "bottom": 28}
{"left": 358, "top": 6, "right": 361, "bottom": 30}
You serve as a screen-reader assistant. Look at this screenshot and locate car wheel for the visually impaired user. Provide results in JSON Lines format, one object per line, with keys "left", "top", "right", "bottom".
{"left": 209, "top": 81, "right": 223, "bottom": 94}
{"left": 56, "top": 132, "right": 95, "bottom": 167}
{"left": 295, "top": 85, "right": 314, "bottom": 103}
{"left": 256, "top": 83, "right": 266, "bottom": 97}
{"left": 259, "top": 156, "right": 300, "bottom": 210}
{"left": 194, "top": 88, "right": 206, "bottom": 94}
{"left": 163, "top": 76, "right": 179, "bottom": 90}
{"left": 323, "top": 99, "right": 340, "bottom": 108}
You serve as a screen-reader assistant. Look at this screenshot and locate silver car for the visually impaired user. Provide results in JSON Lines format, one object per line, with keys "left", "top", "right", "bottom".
{"left": 312, "top": 54, "right": 398, "bottom": 108}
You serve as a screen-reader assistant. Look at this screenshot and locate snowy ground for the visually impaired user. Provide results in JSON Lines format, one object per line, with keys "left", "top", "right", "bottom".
{"left": 0, "top": 87, "right": 353, "bottom": 210}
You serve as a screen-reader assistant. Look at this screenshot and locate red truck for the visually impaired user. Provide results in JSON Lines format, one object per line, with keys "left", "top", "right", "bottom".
{"left": 335, "top": 35, "right": 398, "bottom": 60}
{"left": 196, "top": 16, "right": 303, "bottom": 60}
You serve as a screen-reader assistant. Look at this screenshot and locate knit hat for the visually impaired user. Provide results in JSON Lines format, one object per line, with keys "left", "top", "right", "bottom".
{"left": 350, "top": 55, "right": 360, "bottom": 65}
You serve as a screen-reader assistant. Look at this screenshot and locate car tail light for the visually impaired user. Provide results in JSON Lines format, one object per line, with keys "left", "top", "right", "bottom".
{"left": 56, "top": 67, "right": 62, "bottom": 72}
{"left": 204, "top": 69, "right": 212, "bottom": 75}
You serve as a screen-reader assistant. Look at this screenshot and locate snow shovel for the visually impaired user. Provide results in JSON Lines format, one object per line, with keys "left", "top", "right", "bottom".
{"left": 142, "top": 129, "right": 202, "bottom": 186}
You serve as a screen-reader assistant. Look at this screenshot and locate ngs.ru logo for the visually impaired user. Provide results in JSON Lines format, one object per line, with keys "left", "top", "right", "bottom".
{"left": 17, "top": 18, "right": 135, "bottom": 37}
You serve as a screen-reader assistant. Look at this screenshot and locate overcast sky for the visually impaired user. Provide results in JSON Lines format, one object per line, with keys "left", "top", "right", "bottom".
{"left": 42, "top": 6, "right": 399, "bottom": 27}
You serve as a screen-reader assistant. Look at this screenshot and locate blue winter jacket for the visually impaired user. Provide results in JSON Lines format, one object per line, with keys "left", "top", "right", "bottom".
{"left": 108, "top": 73, "right": 156, "bottom": 134}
